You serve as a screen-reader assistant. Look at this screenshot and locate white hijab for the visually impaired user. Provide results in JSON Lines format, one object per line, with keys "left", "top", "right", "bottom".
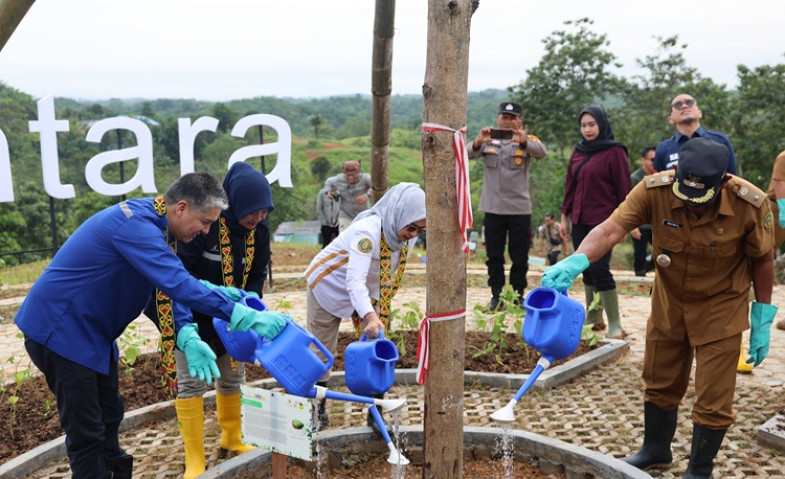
{"left": 353, "top": 182, "right": 426, "bottom": 251}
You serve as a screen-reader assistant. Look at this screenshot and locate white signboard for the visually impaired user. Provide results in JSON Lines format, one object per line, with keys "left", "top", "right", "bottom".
{"left": 240, "top": 385, "right": 314, "bottom": 461}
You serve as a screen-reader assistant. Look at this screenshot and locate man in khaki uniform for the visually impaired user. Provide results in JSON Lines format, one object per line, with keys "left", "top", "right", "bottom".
{"left": 542, "top": 138, "right": 777, "bottom": 478}
{"left": 766, "top": 149, "right": 785, "bottom": 330}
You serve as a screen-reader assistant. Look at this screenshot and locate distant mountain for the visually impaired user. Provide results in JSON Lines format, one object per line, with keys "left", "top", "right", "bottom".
{"left": 52, "top": 89, "right": 511, "bottom": 137}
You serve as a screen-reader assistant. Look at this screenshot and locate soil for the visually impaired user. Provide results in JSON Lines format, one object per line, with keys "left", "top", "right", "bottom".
{"left": 0, "top": 330, "right": 593, "bottom": 469}
{"left": 286, "top": 455, "right": 562, "bottom": 478}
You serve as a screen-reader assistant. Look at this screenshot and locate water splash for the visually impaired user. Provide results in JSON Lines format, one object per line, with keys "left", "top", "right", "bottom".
{"left": 493, "top": 424, "right": 514, "bottom": 479}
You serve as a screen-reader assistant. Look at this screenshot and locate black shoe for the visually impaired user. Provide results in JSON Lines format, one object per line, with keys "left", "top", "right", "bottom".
{"left": 488, "top": 296, "right": 504, "bottom": 311}
{"left": 106, "top": 455, "right": 133, "bottom": 479}
{"left": 635, "top": 270, "right": 646, "bottom": 277}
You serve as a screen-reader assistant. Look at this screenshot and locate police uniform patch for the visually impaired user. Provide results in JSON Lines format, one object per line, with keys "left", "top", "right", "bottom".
{"left": 514, "top": 156, "right": 523, "bottom": 166}
{"left": 487, "top": 147, "right": 497, "bottom": 154}
{"left": 764, "top": 212, "right": 773, "bottom": 229}
{"left": 357, "top": 238, "right": 374, "bottom": 253}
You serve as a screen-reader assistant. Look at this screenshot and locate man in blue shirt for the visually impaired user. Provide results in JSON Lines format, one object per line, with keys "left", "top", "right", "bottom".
{"left": 653, "top": 93, "right": 737, "bottom": 175}
{"left": 15, "top": 172, "right": 289, "bottom": 479}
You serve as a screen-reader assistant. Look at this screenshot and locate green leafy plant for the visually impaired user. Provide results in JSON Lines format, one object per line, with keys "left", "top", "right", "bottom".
{"left": 274, "top": 298, "right": 292, "bottom": 313}
{"left": 387, "top": 301, "right": 423, "bottom": 356}
{"left": 118, "top": 324, "right": 150, "bottom": 371}
{"left": 469, "top": 286, "right": 529, "bottom": 365}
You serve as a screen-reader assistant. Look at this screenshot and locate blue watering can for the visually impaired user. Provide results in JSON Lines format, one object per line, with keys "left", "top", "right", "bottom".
{"left": 491, "top": 286, "right": 585, "bottom": 424}
{"left": 212, "top": 298, "right": 408, "bottom": 414}
{"left": 344, "top": 331, "right": 399, "bottom": 396}
{"left": 213, "top": 295, "right": 334, "bottom": 397}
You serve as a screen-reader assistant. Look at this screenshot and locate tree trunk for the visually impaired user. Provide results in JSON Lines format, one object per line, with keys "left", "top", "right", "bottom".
{"left": 421, "top": 1, "right": 476, "bottom": 478}
{"left": 370, "top": 0, "right": 395, "bottom": 202}
{"left": 0, "top": 0, "right": 36, "bottom": 53}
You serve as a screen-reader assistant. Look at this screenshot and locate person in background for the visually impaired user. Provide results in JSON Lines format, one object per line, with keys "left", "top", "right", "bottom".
{"left": 14, "top": 172, "right": 288, "bottom": 479}
{"left": 153, "top": 162, "right": 276, "bottom": 479}
{"left": 304, "top": 183, "right": 425, "bottom": 436}
{"left": 316, "top": 185, "right": 340, "bottom": 248}
{"left": 767, "top": 149, "right": 785, "bottom": 331}
{"left": 468, "top": 101, "right": 548, "bottom": 311}
{"left": 538, "top": 212, "right": 566, "bottom": 265}
{"left": 558, "top": 105, "right": 631, "bottom": 339}
{"left": 653, "top": 93, "right": 738, "bottom": 174}
{"left": 543, "top": 138, "right": 775, "bottom": 478}
{"left": 630, "top": 146, "right": 656, "bottom": 276}
{"left": 325, "top": 160, "right": 372, "bottom": 232}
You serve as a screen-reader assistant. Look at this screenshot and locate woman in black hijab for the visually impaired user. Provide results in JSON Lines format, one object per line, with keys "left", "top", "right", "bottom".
{"left": 558, "top": 105, "right": 632, "bottom": 339}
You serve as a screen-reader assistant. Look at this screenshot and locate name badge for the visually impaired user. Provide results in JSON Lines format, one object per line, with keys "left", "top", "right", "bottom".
{"left": 663, "top": 220, "right": 682, "bottom": 229}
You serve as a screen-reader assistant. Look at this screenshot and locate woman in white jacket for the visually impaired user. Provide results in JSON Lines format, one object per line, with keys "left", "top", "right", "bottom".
{"left": 304, "top": 182, "right": 426, "bottom": 434}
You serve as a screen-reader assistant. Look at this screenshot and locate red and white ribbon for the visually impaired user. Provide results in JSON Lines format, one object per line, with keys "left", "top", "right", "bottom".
{"left": 422, "top": 123, "right": 473, "bottom": 252}
{"left": 415, "top": 309, "right": 466, "bottom": 385}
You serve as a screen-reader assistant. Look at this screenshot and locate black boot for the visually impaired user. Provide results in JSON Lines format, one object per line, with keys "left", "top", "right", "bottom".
{"left": 366, "top": 393, "right": 392, "bottom": 438}
{"left": 314, "top": 381, "right": 329, "bottom": 431}
{"left": 621, "top": 402, "right": 678, "bottom": 470}
{"left": 106, "top": 455, "right": 133, "bottom": 479}
{"left": 683, "top": 424, "right": 726, "bottom": 479}
{"left": 488, "top": 287, "right": 504, "bottom": 311}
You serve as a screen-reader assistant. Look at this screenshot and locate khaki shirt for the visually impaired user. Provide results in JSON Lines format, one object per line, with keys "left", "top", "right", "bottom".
{"left": 468, "top": 136, "right": 547, "bottom": 215}
{"left": 610, "top": 171, "right": 774, "bottom": 346}
{"left": 765, "top": 149, "right": 785, "bottom": 248}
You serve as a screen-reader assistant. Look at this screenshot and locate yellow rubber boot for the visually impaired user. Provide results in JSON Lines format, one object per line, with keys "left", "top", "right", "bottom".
{"left": 216, "top": 391, "right": 256, "bottom": 454}
{"left": 175, "top": 396, "right": 206, "bottom": 479}
{"left": 737, "top": 343, "right": 752, "bottom": 373}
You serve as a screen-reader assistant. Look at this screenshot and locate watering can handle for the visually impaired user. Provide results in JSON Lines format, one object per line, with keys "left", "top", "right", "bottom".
{"left": 359, "top": 331, "right": 385, "bottom": 342}
{"left": 288, "top": 320, "right": 336, "bottom": 369}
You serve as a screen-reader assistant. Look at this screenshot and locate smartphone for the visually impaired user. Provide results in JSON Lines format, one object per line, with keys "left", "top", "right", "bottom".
{"left": 490, "top": 129, "right": 513, "bottom": 140}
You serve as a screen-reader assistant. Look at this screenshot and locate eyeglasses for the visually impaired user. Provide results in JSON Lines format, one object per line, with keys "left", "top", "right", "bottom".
{"left": 671, "top": 98, "right": 696, "bottom": 110}
{"left": 405, "top": 223, "right": 426, "bottom": 235}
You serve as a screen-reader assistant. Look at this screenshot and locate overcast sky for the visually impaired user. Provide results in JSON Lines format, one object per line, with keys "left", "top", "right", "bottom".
{"left": 1, "top": 0, "right": 784, "bottom": 101}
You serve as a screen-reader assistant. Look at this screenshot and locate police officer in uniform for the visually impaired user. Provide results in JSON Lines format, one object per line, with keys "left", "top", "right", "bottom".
{"left": 541, "top": 138, "right": 777, "bottom": 478}
{"left": 469, "top": 101, "right": 548, "bottom": 310}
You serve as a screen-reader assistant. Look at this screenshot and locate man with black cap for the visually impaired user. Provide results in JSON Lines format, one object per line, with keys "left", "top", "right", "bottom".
{"left": 469, "top": 101, "right": 548, "bottom": 310}
{"left": 540, "top": 137, "right": 776, "bottom": 478}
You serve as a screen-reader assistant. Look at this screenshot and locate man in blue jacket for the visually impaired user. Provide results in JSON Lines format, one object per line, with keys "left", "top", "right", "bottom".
{"left": 653, "top": 93, "right": 737, "bottom": 175}
{"left": 15, "top": 172, "right": 289, "bottom": 479}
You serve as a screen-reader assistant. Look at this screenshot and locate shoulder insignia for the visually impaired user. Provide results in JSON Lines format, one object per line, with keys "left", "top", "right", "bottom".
{"left": 526, "top": 134, "right": 541, "bottom": 142}
{"left": 730, "top": 177, "right": 765, "bottom": 208}
{"left": 645, "top": 172, "right": 675, "bottom": 189}
{"left": 764, "top": 212, "right": 773, "bottom": 229}
{"left": 357, "top": 237, "right": 374, "bottom": 253}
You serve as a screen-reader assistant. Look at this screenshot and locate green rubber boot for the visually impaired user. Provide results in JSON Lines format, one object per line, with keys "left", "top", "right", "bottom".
{"left": 599, "top": 289, "right": 624, "bottom": 338}
{"left": 584, "top": 285, "right": 604, "bottom": 330}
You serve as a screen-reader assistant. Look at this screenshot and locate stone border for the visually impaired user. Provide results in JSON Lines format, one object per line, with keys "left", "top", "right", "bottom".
{"left": 198, "top": 426, "right": 652, "bottom": 479}
{"left": 0, "top": 339, "right": 627, "bottom": 479}
{"left": 757, "top": 413, "right": 785, "bottom": 451}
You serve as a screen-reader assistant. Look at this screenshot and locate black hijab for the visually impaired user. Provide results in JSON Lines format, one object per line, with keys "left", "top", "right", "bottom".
{"left": 222, "top": 161, "right": 274, "bottom": 233}
{"left": 574, "top": 105, "right": 627, "bottom": 155}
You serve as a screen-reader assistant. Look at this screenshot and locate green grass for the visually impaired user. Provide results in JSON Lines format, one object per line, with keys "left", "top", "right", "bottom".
{"left": 0, "top": 260, "right": 48, "bottom": 286}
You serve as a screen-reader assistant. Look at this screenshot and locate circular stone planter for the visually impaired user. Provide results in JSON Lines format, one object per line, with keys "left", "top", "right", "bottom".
{"left": 199, "top": 426, "right": 652, "bottom": 479}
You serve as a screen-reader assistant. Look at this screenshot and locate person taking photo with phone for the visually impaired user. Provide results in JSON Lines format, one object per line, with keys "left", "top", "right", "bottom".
{"left": 469, "top": 101, "right": 548, "bottom": 311}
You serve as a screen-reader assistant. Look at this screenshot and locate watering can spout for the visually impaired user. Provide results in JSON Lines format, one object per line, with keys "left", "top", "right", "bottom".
{"left": 490, "top": 399, "right": 518, "bottom": 424}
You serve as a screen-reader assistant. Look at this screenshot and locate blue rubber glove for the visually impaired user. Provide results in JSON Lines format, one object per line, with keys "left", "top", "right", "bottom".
{"left": 176, "top": 323, "right": 221, "bottom": 384}
{"left": 746, "top": 301, "right": 778, "bottom": 367}
{"left": 198, "top": 279, "right": 244, "bottom": 301}
{"left": 541, "top": 253, "right": 590, "bottom": 292}
{"left": 777, "top": 199, "right": 785, "bottom": 228}
{"left": 229, "top": 302, "right": 289, "bottom": 339}
{"left": 245, "top": 290, "right": 260, "bottom": 299}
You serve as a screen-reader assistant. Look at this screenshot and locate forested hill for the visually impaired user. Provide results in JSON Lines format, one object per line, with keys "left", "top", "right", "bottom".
{"left": 53, "top": 89, "right": 510, "bottom": 139}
